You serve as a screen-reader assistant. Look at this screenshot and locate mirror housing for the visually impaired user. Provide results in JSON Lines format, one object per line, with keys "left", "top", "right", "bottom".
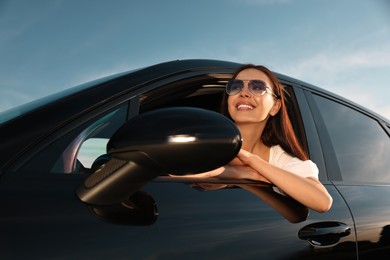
{"left": 77, "top": 107, "right": 242, "bottom": 206}
{"left": 88, "top": 191, "right": 158, "bottom": 226}
{"left": 108, "top": 107, "right": 242, "bottom": 174}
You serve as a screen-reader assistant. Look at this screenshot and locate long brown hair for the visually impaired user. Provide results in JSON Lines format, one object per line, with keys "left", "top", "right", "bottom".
{"left": 221, "top": 64, "right": 308, "bottom": 161}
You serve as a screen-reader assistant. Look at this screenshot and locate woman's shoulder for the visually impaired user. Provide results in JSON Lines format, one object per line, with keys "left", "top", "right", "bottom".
{"left": 269, "top": 145, "right": 292, "bottom": 164}
{"left": 270, "top": 145, "right": 319, "bottom": 179}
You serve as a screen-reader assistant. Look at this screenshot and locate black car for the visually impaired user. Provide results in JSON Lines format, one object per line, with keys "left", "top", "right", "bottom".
{"left": 1, "top": 59, "right": 389, "bottom": 259}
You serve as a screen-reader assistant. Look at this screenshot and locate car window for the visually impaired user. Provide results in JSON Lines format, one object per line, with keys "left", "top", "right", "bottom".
{"left": 312, "top": 94, "right": 390, "bottom": 183}
{"left": 23, "top": 74, "right": 308, "bottom": 177}
{"left": 66, "top": 106, "right": 127, "bottom": 173}
{"left": 140, "top": 80, "right": 308, "bottom": 155}
{"left": 77, "top": 138, "right": 109, "bottom": 168}
{"left": 78, "top": 80, "right": 308, "bottom": 178}
{"left": 18, "top": 104, "right": 127, "bottom": 174}
{"left": 74, "top": 77, "right": 228, "bottom": 174}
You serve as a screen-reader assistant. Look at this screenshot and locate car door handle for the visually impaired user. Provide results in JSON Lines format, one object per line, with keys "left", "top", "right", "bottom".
{"left": 298, "top": 221, "right": 351, "bottom": 247}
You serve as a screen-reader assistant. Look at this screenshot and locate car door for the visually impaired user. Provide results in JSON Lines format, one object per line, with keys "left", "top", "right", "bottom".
{"left": 1, "top": 67, "right": 358, "bottom": 259}
{"left": 306, "top": 90, "right": 390, "bottom": 259}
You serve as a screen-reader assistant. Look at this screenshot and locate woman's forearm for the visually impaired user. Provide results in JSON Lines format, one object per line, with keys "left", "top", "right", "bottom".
{"left": 238, "top": 151, "right": 333, "bottom": 213}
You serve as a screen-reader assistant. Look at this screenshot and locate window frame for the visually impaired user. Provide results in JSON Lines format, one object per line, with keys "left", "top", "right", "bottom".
{"left": 289, "top": 85, "right": 329, "bottom": 182}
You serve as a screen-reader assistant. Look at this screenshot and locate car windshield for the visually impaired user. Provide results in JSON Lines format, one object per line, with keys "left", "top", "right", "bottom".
{"left": 0, "top": 70, "right": 133, "bottom": 125}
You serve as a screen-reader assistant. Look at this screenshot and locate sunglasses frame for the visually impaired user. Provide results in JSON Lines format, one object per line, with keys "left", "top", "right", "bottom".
{"left": 226, "top": 79, "right": 278, "bottom": 98}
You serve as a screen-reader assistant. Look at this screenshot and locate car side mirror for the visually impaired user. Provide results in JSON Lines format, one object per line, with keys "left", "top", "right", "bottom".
{"left": 76, "top": 107, "right": 242, "bottom": 206}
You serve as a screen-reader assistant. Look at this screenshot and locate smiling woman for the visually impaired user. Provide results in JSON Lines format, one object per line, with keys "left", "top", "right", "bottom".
{"left": 183, "top": 64, "right": 333, "bottom": 213}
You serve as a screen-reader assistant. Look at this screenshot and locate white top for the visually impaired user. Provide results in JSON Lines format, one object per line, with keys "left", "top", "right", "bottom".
{"left": 269, "top": 145, "right": 319, "bottom": 180}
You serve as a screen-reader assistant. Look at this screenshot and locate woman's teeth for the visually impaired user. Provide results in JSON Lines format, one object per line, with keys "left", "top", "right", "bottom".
{"left": 238, "top": 104, "right": 253, "bottom": 110}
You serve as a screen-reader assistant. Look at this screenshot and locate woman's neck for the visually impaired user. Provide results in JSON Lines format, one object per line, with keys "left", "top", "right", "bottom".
{"left": 237, "top": 122, "right": 270, "bottom": 161}
{"left": 237, "top": 123, "right": 265, "bottom": 152}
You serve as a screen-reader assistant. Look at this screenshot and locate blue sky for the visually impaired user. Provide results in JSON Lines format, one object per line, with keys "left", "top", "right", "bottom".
{"left": 1, "top": 0, "right": 389, "bottom": 119}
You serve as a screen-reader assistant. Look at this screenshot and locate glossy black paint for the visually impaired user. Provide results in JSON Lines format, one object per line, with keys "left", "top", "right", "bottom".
{"left": 0, "top": 59, "right": 389, "bottom": 259}
{"left": 107, "top": 107, "right": 242, "bottom": 173}
{"left": 0, "top": 174, "right": 355, "bottom": 259}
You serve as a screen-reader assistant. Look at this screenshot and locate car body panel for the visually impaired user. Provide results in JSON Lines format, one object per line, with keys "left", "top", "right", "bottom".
{"left": 0, "top": 172, "right": 356, "bottom": 259}
{"left": 1, "top": 59, "right": 389, "bottom": 259}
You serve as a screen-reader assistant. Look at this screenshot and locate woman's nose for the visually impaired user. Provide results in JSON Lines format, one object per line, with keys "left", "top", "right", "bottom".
{"left": 240, "top": 83, "right": 251, "bottom": 97}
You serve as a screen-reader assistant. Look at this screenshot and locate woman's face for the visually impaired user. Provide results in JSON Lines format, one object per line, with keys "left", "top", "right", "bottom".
{"left": 227, "top": 68, "right": 279, "bottom": 125}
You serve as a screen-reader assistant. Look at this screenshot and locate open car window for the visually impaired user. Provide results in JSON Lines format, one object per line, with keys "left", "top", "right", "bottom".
{"left": 17, "top": 72, "right": 308, "bottom": 177}
{"left": 137, "top": 79, "right": 308, "bottom": 184}
{"left": 77, "top": 78, "right": 306, "bottom": 177}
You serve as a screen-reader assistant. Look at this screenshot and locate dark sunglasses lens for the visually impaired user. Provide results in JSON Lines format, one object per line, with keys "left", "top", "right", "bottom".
{"left": 227, "top": 80, "right": 243, "bottom": 95}
{"left": 249, "top": 80, "right": 267, "bottom": 95}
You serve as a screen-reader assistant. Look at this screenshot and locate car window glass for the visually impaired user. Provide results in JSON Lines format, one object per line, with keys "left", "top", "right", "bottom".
{"left": 77, "top": 138, "right": 109, "bottom": 168}
{"left": 313, "top": 94, "right": 390, "bottom": 183}
{"left": 64, "top": 106, "right": 127, "bottom": 173}
{"left": 18, "top": 105, "right": 127, "bottom": 174}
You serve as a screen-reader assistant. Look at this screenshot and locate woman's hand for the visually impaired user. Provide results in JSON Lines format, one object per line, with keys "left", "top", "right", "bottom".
{"left": 169, "top": 167, "right": 225, "bottom": 178}
{"left": 219, "top": 151, "right": 271, "bottom": 182}
{"left": 236, "top": 148, "right": 254, "bottom": 165}
{"left": 170, "top": 149, "right": 271, "bottom": 183}
{"left": 228, "top": 156, "right": 245, "bottom": 166}
{"left": 231, "top": 149, "right": 270, "bottom": 182}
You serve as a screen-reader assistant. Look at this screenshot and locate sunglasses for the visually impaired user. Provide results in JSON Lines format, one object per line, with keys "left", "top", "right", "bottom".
{"left": 226, "top": 79, "right": 278, "bottom": 98}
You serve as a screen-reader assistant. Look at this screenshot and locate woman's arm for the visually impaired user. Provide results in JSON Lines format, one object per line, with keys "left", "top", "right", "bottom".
{"left": 171, "top": 164, "right": 270, "bottom": 183}
{"left": 237, "top": 184, "right": 309, "bottom": 223}
{"left": 169, "top": 149, "right": 332, "bottom": 212}
{"left": 237, "top": 149, "right": 333, "bottom": 213}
